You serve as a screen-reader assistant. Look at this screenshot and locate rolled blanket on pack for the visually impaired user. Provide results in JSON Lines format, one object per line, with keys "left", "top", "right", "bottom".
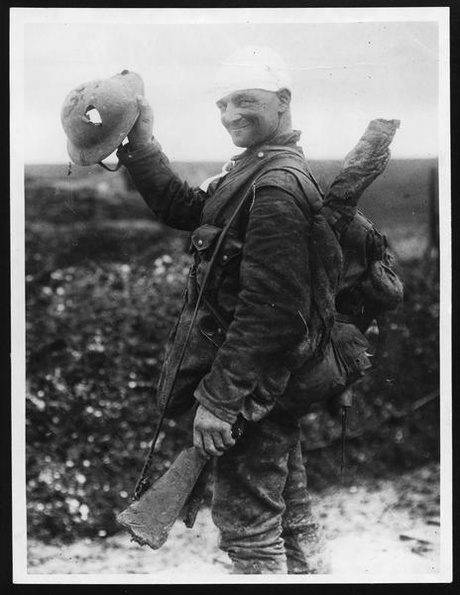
{"left": 322, "top": 119, "right": 400, "bottom": 236}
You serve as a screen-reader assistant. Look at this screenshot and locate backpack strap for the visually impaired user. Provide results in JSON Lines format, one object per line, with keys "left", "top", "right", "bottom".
{"left": 255, "top": 162, "right": 355, "bottom": 240}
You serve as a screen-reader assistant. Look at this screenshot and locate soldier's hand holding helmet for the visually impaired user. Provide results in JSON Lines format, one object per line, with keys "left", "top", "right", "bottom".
{"left": 128, "top": 95, "right": 154, "bottom": 151}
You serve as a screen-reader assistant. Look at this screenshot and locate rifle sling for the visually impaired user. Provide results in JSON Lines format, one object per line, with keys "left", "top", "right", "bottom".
{"left": 133, "top": 181, "right": 258, "bottom": 500}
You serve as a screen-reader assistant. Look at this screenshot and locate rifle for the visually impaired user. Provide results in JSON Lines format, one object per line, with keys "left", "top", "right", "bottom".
{"left": 115, "top": 174, "right": 253, "bottom": 549}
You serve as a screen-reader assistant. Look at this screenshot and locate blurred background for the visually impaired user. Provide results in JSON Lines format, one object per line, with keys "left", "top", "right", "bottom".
{"left": 16, "top": 9, "right": 442, "bottom": 565}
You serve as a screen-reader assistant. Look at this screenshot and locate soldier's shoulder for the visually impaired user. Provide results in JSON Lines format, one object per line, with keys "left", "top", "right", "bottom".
{"left": 256, "top": 158, "right": 315, "bottom": 193}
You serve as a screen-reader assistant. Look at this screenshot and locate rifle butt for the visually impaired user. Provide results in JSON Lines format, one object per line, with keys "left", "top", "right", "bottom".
{"left": 116, "top": 446, "right": 208, "bottom": 550}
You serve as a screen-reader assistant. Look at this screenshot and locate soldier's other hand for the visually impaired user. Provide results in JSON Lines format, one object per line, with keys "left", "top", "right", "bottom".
{"left": 128, "top": 95, "right": 154, "bottom": 151}
{"left": 193, "top": 404, "right": 235, "bottom": 458}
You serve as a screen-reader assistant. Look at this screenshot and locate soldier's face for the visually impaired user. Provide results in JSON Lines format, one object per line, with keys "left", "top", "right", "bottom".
{"left": 216, "top": 89, "right": 283, "bottom": 148}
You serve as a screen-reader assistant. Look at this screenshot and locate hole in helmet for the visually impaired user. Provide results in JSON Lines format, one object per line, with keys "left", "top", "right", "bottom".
{"left": 85, "top": 106, "right": 102, "bottom": 125}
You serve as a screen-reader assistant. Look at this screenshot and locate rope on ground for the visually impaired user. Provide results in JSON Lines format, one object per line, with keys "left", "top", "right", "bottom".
{"left": 305, "top": 391, "right": 439, "bottom": 452}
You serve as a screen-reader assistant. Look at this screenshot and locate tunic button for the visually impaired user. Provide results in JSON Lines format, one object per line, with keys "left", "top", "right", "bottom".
{"left": 222, "top": 254, "right": 229, "bottom": 262}
{"left": 257, "top": 151, "right": 264, "bottom": 158}
{"left": 197, "top": 239, "right": 203, "bottom": 247}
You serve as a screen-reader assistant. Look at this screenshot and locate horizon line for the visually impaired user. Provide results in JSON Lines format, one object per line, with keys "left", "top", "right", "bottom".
{"left": 25, "top": 155, "right": 439, "bottom": 167}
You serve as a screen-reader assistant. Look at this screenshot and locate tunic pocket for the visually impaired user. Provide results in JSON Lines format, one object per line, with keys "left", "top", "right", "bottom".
{"left": 190, "top": 224, "right": 222, "bottom": 258}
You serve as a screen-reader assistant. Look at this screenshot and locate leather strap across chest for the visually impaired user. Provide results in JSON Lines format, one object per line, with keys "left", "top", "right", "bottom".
{"left": 202, "top": 149, "right": 323, "bottom": 231}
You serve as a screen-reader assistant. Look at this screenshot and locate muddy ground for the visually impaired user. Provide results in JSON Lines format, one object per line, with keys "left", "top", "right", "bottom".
{"left": 26, "top": 462, "right": 441, "bottom": 581}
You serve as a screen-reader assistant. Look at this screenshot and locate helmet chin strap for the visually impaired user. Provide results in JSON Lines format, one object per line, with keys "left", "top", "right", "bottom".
{"left": 97, "top": 144, "right": 124, "bottom": 172}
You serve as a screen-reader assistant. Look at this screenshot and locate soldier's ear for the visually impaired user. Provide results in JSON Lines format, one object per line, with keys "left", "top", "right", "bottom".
{"left": 277, "top": 88, "right": 291, "bottom": 112}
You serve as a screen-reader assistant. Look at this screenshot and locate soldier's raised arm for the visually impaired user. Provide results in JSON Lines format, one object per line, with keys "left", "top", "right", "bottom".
{"left": 117, "top": 95, "right": 208, "bottom": 231}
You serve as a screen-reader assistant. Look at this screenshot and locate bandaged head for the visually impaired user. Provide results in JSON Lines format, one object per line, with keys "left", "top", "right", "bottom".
{"left": 215, "top": 45, "right": 292, "bottom": 99}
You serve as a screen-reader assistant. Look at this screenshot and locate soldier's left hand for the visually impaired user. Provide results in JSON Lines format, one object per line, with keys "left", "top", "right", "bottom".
{"left": 193, "top": 404, "right": 235, "bottom": 458}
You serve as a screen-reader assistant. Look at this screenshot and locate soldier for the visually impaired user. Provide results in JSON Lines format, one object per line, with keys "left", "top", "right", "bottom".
{"left": 114, "top": 46, "right": 346, "bottom": 574}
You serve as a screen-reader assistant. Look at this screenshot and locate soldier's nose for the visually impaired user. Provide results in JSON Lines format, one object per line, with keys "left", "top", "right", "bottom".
{"left": 222, "top": 105, "right": 243, "bottom": 127}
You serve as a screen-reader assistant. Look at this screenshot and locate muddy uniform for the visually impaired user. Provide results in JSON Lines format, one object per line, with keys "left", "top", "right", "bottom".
{"left": 118, "top": 130, "right": 342, "bottom": 573}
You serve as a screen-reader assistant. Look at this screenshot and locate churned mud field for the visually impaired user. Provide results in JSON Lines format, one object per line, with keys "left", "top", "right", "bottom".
{"left": 27, "top": 462, "right": 440, "bottom": 580}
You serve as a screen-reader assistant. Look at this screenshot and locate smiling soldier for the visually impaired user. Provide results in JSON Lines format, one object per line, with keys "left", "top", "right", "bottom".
{"left": 117, "top": 46, "right": 342, "bottom": 574}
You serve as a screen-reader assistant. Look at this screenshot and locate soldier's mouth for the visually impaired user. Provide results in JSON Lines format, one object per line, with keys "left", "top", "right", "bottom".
{"left": 228, "top": 123, "right": 251, "bottom": 132}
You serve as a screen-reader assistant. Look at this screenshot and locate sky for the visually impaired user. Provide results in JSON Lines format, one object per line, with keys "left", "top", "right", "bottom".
{"left": 12, "top": 7, "right": 447, "bottom": 164}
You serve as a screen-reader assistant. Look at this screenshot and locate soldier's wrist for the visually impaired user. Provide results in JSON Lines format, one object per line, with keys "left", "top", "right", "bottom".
{"left": 194, "top": 388, "right": 239, "bottom": 426}
{"left": 117, "top": 137, "right": 162, "bottom": 163}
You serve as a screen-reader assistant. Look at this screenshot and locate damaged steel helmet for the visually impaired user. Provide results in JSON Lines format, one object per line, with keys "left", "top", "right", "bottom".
{"left": 61, "top": 70, "right": 144, "bottom": 166}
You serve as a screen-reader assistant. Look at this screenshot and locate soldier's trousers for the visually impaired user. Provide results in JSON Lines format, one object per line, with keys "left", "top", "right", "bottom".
{"left": 212, "top": 406, "right": 328, "bottom": 574}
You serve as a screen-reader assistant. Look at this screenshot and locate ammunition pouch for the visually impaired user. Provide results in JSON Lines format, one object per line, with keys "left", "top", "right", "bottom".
{"left": 278, "top": 320, "right": 372, "bottom": 418}
{"left": 188, "top": 223, "right": 243, "bottom": 314}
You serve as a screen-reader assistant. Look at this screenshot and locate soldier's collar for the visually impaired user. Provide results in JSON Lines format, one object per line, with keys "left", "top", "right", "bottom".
{"left": 230, "top": 129, "right": 302, "bottom": 163}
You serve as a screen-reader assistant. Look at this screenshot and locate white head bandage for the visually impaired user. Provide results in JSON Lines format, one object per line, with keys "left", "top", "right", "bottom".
{"left": 215, "top": 45, "right": 291, "bottom": 99}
